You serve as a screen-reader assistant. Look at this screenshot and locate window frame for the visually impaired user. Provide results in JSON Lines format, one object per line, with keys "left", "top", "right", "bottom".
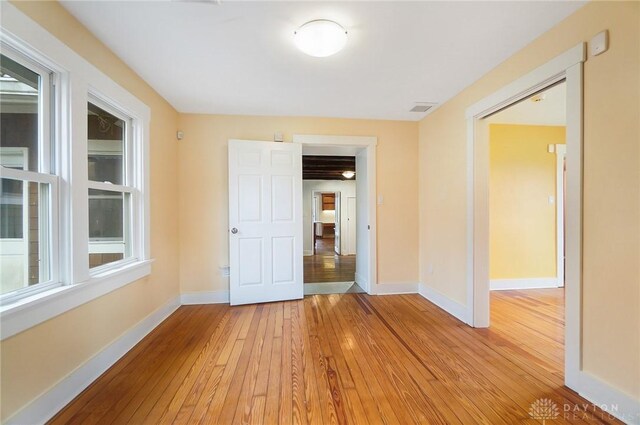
{"left": 0, "top": 44, "right": 60, "bottom": 304}
{"left": 0, "top": 6, "right": 152, "bottom": 340}
{"left": 86, "top": 95, "right": 137, "bottom": 274}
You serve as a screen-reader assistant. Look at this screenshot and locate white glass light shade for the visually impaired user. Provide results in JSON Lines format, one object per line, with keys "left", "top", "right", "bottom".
{"left": 294, "top": 20, "right": 347, "bottom": 58}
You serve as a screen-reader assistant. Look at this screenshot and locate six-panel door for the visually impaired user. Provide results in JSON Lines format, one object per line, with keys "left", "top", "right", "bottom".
{"left": 228, "top": 140, "right": 303, "bottom": 305}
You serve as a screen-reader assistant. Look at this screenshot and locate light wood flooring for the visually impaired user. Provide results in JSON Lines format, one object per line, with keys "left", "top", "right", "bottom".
{"left": 304, "top": 237, "right": 356, "bottom": 284}
{"left": 49, "top": 289, "right": 622, "bottom": 424}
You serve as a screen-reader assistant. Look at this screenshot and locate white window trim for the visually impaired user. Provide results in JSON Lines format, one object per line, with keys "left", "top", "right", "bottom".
{"left": 0, "top": 2, "right": 152, "bottom": 340}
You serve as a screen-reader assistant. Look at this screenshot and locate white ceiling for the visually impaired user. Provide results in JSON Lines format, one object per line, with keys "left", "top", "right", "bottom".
{"left": 60, "top": 1, "right": 585, "bottom": 121}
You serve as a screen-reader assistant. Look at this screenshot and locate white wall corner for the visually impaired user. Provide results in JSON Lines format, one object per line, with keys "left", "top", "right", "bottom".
{"left": 374, "top": 282, "right": 419, "bottom": 295}
{"left": 490, "top": 277, "right": 560, "bottom": 291}
{"left": 577, "top": 371, "right": 640, "bottom": 425}
{"left": 6, "top": 295, "right": 181, "bottom": 425}
{"left": 418, "top": 283, "right": 469, "bottom": 324}
{"left": 181, "top": 290, "right": 230, "bottom": 305}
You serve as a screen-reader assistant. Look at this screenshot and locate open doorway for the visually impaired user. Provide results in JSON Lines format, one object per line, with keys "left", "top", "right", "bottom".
{"left": 303, "top": 156, "right": 362, "bottom": 295}
{"left": 486, "top": 81, "right": 567, "bottom": 378}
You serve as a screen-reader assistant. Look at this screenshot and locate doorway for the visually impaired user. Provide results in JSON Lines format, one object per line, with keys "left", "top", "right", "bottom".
{"left": 303, "top": 157, "right": 360, "bottom": 295}
{"left": 294, "top": 134, "right": 377, "bottom": 295}
{"left": 465, "top": 43, "right": 584, "bottom": 390}
{"left": 485, "top": 81, "right": 567, "bottom": 383}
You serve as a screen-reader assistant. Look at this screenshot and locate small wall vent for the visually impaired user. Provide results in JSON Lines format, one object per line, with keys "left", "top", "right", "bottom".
{"left": 410, "top": 103, "right": 437, "bottom": 113}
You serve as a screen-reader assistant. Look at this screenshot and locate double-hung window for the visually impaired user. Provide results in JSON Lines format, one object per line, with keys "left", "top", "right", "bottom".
{"left": 0, "top": 46, "right": 58, "bottom": 301}
{"left": 87, "top": 99, "right": 135, "bottom": 270}
{"left": 0, "top": 3, "right": 151, "bottom": 339}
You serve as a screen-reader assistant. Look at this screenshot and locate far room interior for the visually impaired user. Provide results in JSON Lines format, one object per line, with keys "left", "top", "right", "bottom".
{"left": 302, "top": 155, "right": 363, "bottom": 295}
{"left": 485, "top": 81, "right": 568, "bottom": 377}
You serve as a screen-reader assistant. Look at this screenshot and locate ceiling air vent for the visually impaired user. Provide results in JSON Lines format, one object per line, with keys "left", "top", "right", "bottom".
{"left": 410, "top": 103, "right": 436, "bottom": 113}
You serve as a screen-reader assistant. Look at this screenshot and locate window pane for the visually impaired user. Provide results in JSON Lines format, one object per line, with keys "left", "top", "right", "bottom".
{"left": 89, "top": 188, "right": 129, "bottom": 268}
{"left": 88, "top": 102, "right": 124, "bottom": 185}
{"left": 0, "top": 54, "right": 40, "bottom": 172}
{"left": 0, "top": 179, "right": 51, "bottom": 294}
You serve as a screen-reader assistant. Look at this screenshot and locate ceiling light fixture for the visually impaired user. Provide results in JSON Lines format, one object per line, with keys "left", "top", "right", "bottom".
{"left": 342, "top": 171, "right": 355, "bottom": 179}
{"left": 294, "top": 20, "right": 347, "bottom": 58}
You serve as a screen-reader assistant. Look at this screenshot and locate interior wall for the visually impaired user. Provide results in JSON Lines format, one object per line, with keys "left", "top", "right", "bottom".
{"left": 418, "top": 1, "right": 639, "bottom": 399}
{"left": 1, "top": 2, "right": 180, "bottom": 421}
{"left": 489, "top": 124, "right": 566, "bottom": 280}
{"left": 303, "top": 180, "right": 357, "bottom": 255}
{"left": 177, "top": 114, "right": 419, "bottom": 295}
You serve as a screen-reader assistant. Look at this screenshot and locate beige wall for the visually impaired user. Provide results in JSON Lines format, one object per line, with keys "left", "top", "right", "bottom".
{"left": 418, "top": 1, "right": 639, "bottom": 398}
{"left": 1, "top": 2, "right": 180, "bottom": 421}
{"left": 178, "top": 114, "right": 419, "bottom": 294}
{"left": 489, "top": 124, "right": 566, "bottom": 280}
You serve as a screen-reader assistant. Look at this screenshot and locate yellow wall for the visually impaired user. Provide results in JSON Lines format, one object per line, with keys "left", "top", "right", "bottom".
{"left": 489, "top": 124, "right": 565, "bottom": 279}
{"left": 418, "top": 1, "right": 639, "bottom": 398}
{"left": 177, "top": 114, "right": 419, "bottom": 294}
{"left": 1, "top": 2, "right": 180, "bottom": 421}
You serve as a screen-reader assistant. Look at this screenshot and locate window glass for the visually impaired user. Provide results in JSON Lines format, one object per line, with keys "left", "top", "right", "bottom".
{"left": 88, "top": 102, "right": 124, "bottom": 185}
{"left": 0, "top": 179, "right": 51, "bottom": 294}
{"left": 0, "top": 53, "right": 40, "bottom": 172}
{"left": 88, "top": 188, "right": 128, "bottom": 268}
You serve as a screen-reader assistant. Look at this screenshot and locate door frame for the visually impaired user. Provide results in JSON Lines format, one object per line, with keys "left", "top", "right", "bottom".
{"left": 293, "top": 135, "right": 377, "bottom": 295}
{"left": 346, "top": 196, "right": 357, "bottom": 256}
{"left": 555, "top": 143, "right": 567, "bottom": 288}
{"left": 465, "top": 43, "right": 585, "bottom": 390}
{"left": 310, "top": 190, "right": 339, "bottom": 255}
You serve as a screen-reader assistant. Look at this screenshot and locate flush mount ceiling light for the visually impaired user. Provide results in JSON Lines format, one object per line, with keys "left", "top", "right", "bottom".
{"left": 342, "top": 171, "right": 355, "bottom": 179}
{"left": 294, "top": 20, "right": 347, "bottom": 58}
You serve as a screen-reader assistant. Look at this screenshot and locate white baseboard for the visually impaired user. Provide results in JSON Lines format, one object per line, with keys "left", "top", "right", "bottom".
{"left": 181, "top": 290, "right": 230, "bottom": 305}
{"left": 303, "top": 250, "right": 313, "bottom": 256}
{"left": 490, "top": 277, "right": 559, "bottom": 291}
{"left": 577, "top": 371, "right": 640, "bottom": 425}
{"left": 418, "top": 283, "right": 469, "bottom": 324}
{"left": 6, "top": 296, "right": 181, "bottom": 425}
{"left": 374, "top": 282, "right": 418, "bottom": 295}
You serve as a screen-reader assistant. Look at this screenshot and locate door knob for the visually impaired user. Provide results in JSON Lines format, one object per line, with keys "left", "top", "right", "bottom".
{"left": 231, "top": 227, "right": 238, "bottom": 234}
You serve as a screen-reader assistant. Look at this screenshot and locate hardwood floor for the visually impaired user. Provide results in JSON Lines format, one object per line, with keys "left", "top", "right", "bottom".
{"left": 49, "top": 290, "right": 622, "bottom": 425}
{"left": 314, "top": 237, "right": 336, "bottom": 256}
{"left": 303, "top": 254, "right": 356, "bottom": 284}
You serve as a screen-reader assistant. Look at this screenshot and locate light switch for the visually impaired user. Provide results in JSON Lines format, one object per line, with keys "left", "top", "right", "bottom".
{"left": 377, "top": 195, "right": 383, "bottom": 205}
{"left": 549, "top": 196, "right": 555, "bottom": 205}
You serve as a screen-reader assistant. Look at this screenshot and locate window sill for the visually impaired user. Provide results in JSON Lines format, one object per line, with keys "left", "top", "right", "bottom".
{"left": 0, "top": 259, "right": 153, "bottom": 340}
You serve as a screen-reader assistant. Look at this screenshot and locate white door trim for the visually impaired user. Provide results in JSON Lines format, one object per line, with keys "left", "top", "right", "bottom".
{"left": 465, "top": 43, "right": 585, "bottom": 391}
{"left": 555, "top": 144, "right": 567, "bottom": 288}
{"left": 293, "top": 135, "right": 377, "bottom": 295}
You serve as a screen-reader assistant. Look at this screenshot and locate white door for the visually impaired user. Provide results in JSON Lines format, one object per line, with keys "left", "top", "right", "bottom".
{"left": 346, "top": 196, "right": 357, "bottom": 255}
{"left": 228, "top": 140, "right": 303, "bottom": 305}
{"left": 334, "top": 191, "right": 341, "bottom": 255}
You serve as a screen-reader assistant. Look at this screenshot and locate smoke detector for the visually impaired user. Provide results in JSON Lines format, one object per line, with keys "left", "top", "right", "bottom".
{"left": 410, "top": 102, "right": 437, "bottom": 113}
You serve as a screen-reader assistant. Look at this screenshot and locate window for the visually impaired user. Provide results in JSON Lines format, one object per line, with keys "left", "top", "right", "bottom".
{"left": 0, "top": 6, "right": 151, "bottom": 339}
{"left": 0, "top": 48, "right": 57, "bottom": 299}
{"left": 87, "top": 101, "right": 133, "bottom": 269}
